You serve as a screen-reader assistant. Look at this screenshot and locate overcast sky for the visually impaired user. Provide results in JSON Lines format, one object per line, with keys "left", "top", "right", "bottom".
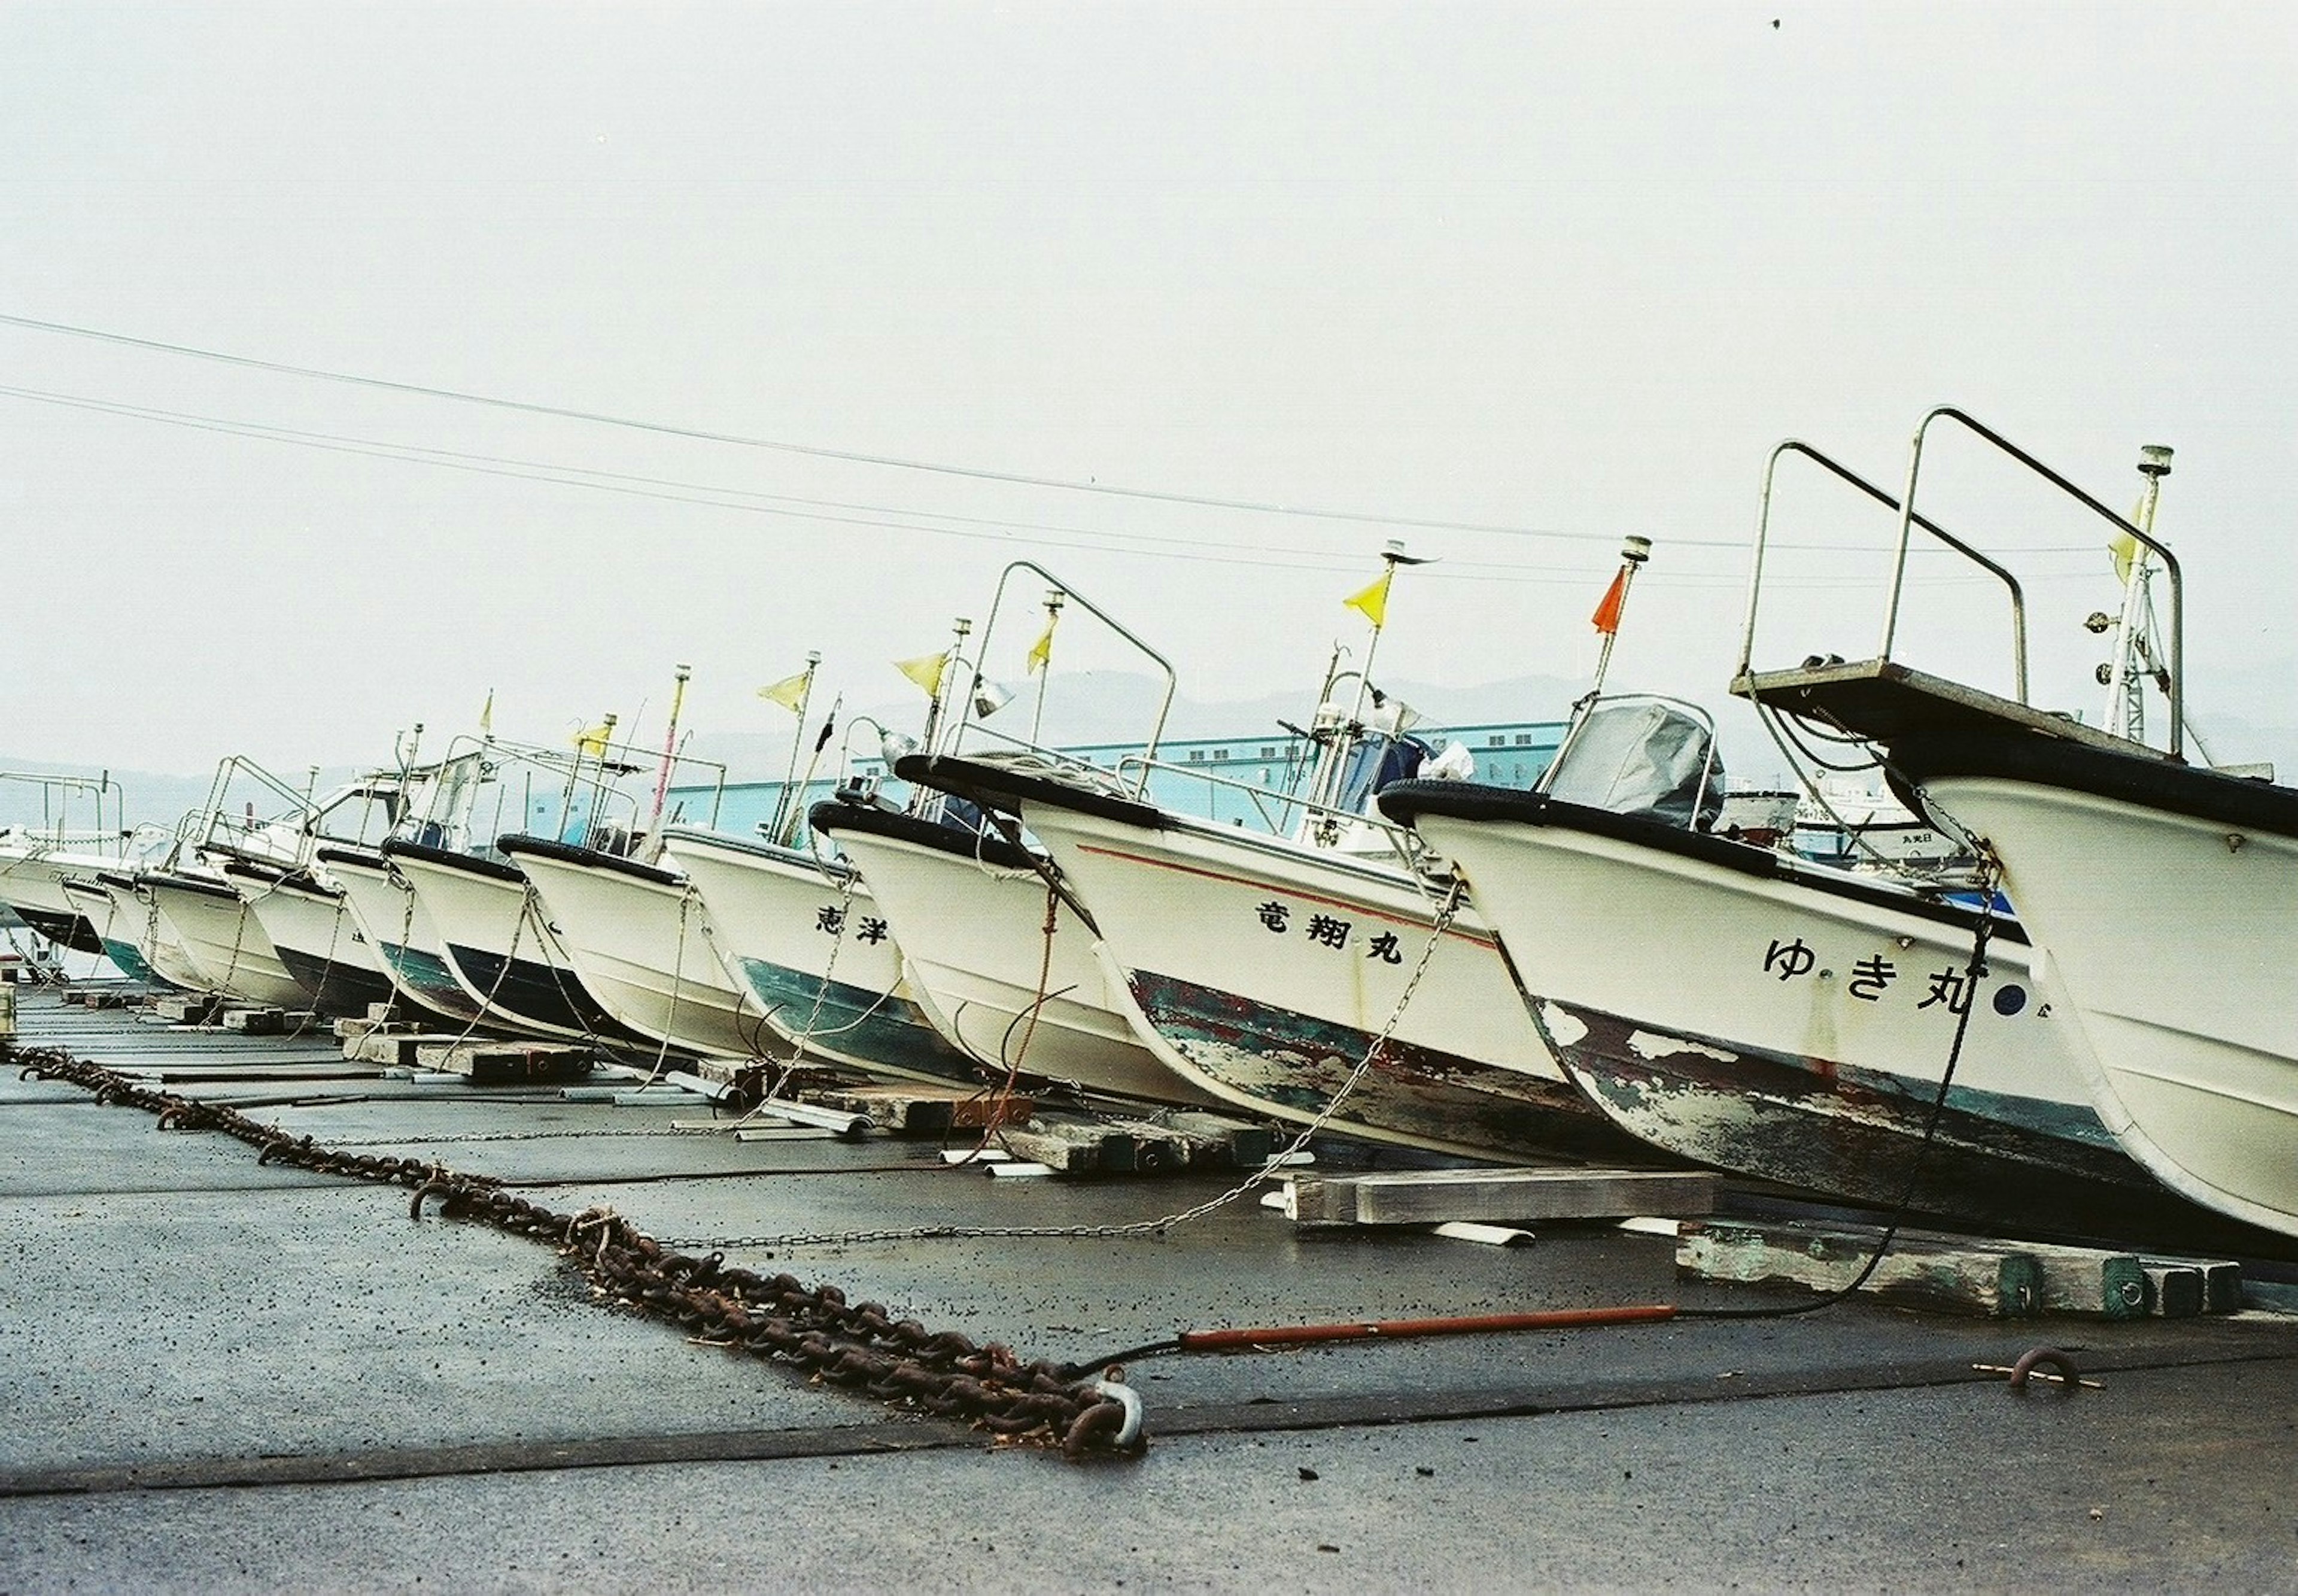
{"left": 5, "top": 1, "right": 2292, "bottom": 777}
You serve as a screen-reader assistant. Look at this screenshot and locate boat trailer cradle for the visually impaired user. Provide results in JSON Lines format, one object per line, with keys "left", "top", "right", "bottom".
{"left": 2, "top": 1039, "right": 1146, "bottom": 1462}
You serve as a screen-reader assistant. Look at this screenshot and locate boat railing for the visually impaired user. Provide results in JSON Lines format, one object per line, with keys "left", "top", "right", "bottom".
{"left": 939, "top": 559, "right": 1178, "bottom": 797}
{"left": 1732, "top": 434, "right": 2030, "bottom": 702}
{"left": 1111, "top": 749, "right": 1317, "bottom": 837}
{"left": 1732, "top": 407, "right": 2184, "bottom": 757}
{"left": 0, "top": 769, "right": 132, "bottom": 846}
{"left": 1112, "top": 749, "right": 1457, "bottom": 903}
{"left": 431, "top": 732, "right": 727, "bottom": 859}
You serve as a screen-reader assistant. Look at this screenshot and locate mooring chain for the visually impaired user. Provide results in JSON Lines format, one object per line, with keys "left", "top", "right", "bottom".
{"left": 5, "top": 1039, "right": 1140, "bottom": 1460}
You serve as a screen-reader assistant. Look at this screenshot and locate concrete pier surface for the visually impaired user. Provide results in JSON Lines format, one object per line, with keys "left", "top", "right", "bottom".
{"left": 4, "top": 987, "right": 2294, "bottom": 1592}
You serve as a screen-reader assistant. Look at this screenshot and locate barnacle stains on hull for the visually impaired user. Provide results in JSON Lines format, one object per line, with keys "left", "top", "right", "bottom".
{"left": 1129, "top": 967, "right": 1647, "bottom": 1164}
{"left": 1534, "top": 995, "right": 2295, "bottom": 1256}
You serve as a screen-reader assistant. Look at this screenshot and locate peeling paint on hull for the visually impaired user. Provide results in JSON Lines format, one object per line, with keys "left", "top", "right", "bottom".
{"left": 1132, "top": 968, "right": 1645, "bottom": 1162}
{"left": 1544, "top": 996, "right": 2287, "bottom": 1251}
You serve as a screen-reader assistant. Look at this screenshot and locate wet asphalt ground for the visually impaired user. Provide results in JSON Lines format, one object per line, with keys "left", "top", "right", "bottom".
{"left": 4, "top": 986, "right": 2296, "bottom": 1593}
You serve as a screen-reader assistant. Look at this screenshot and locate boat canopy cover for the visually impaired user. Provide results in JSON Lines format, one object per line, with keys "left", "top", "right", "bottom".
{"left": 1542, "top": 699, "right": 1724, "bottom": 831}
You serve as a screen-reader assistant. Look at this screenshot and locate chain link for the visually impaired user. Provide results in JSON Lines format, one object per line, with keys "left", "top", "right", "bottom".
{"left": 7, "top": 1038, "right": 1141, "bottom": 1460}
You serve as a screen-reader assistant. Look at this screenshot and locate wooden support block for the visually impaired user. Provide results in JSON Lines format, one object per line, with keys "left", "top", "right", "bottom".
{"left": 220, "top": 1007, "right": 284, "bottom": 1035}
{"left": 153, "top": 995, "right": 223, "bottom": 1025}
{"left": 1162, "top": 1111, "right": 1278, "bottom": 1169}
{"left": 1679, "top": 1219, "right": 2159, "bottom": 1320}
{"left": 995, "top": 1115, "right": 1139, "bottom": 1174}
{"left": 2143, "top": 1257, "right": 2243, "bottom": 1314}
{"left": 1677, "top": 1220, "right": 2043, "bottom": 1319}
{"left": 2020, "top": 1244, "right": 2149, "bottom": 1322}
{"left": 418, "top": 1040, "right": 594, "bottom": 1084}
{"left": 1290, "top": 1167, "right": 1720, "bottom": 1227}
{"left": 366, "top": 1001, "right": 397, "bottom": 1023}
{"left": 348, "top": 1031, "right": 431, "bottom": 1066}
{"left": 805, "top": 1084, "right": 1029, "bottom": 1136}
{"left": 2142, "top": 1264, "right": 2203, "bottom": 1319}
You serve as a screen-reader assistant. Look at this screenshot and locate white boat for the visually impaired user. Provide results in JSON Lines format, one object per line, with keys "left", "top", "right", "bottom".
{"left": 907, "top": 743, "right": 1637, "bottom": 1162}
{"left": 223, "top": 857, "right": 411, "bottom": 1020}
{"left": 658, "top": 823, "right": 981, "bottom": 1087}
{"left": 92, "top": 871, "right": 222, "bottom": 994}
{"left": 1880, "top": 732, "right": 2298, "bottom": 1237}
{"left": 317, "top": 843, "right": 506, "bottom": 1031}
{"left": 1379, "top": 698, "right": 2213, "bottom": 1241}
{"left": 58, "top": 875, "right": 168, "bottom": 985}
{"left": 136, "top": 870, "right": 311, "bottom": 1008}
{"left": 1735, "top": 409, "right": 2298, "bottom": 1239}
{"left": 808, "top": 792, "right": 1226, "bottom": 1108}
{"left": 496, "top": 834, "right": 777, "bottom": 1060}
{"left": 0, "top": 773, "right": 168, "bottom": 956}
{"left": 381, "top": 838, "right": 651, "bottom": 1047}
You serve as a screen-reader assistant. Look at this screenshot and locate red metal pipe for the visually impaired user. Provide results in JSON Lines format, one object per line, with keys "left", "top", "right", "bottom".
{"left": 1174, "top": 1302, "right": 1677, "bottom": 1352}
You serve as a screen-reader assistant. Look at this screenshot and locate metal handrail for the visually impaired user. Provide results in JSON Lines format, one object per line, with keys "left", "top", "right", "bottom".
{"left": 949, "top": 560, "right": 1178, "bottom": 795}
{"left": 1111, "top": 749, "right": 1320, "bottom": 836}
{"left": 1895, "top": 406, "right": 2183, "bottom": 755}
{"left": 1735, "top": 438, "right": 2030, "bottom": 701}
{"left": 0, "top": 769, "right": 127, "bottom": 840}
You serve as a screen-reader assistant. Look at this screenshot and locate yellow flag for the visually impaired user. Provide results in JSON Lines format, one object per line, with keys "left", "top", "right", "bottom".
{"left": 2109, "top": 495, "right": 2146, "bottom": 585}
{"left": 574, "top": 722, "right": 612, "bottom": 756}
{"left": 1344, "top": 568, "right": 1393, "bottom": 630}
{"left": 894, "top": 652, "right": 947, "bottom": 698}
{"left": 757, "top": 671, "right": 810, "bottom": 713}
{"left": 1026, "top": 615, "right": 1056, "bottom": 676}
{"left": 478, "top": 689, "right": 493, "bottom": 736}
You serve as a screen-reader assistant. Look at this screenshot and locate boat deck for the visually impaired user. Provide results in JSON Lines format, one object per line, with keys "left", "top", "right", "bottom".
{"left": 5, "top": 983, "right": 2297, "bottom": 1591}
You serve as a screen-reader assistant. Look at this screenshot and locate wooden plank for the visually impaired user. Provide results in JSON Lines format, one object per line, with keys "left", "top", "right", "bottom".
{"left": 1289, "top": 1167, "right": 1719, "bottom": 1227}
{"left": 1677, "top": 1220, "right": 2043, "bottom": 1319}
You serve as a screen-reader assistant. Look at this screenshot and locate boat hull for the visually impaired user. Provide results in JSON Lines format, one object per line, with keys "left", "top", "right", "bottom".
{"left": 234, "top": 869, "right": 403, "bottom": 1018}
{"left": 59, "top": 878, "right": 165, "bottom": 983}
{"left": 659, "top": 828, "right": 978, "bottom": 1087}
{"left": 1914, "top": 768, "right": 2298, "bottom": 1236}
{"left": 1010, "top": 799, "right": 1633, "bottom": 1161}
{"left": 0, "top": 849, "right": 108, "bottom": 954}
{"left": 1388, "top": 786, "right": 2225, "bottom": 1241}
{"left": 501, "top": 837, "right": 775, "bottom": 1060}
{"left": 383, "top": 843, "right": 649, "bottom": 1047}
{"left": 96, "top": 875, "right": 221, "bottom": 993}
{"left": 810, "top": 805, "right": 1222, "bottom": 1108}
{"left": 141, "top": 873, "right": 311, "bottom": 1008}
{"left": 320, "top": 848, "right": 501, "bottom": 1029}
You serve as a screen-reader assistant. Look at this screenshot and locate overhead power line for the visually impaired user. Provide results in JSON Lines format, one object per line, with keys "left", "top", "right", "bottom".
{"left": 0, "top": 310, "right": 1598, "bottom": 543}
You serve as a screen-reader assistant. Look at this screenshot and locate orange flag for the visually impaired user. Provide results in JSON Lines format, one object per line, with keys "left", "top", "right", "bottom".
{"left": 1590, "top": 569, "right": 1628, "bottom": 636}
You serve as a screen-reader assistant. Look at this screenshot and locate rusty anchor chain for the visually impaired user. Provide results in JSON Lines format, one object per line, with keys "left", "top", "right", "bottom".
{"left": 10, "top": 1039, "right": 1142, "bottom": 1460}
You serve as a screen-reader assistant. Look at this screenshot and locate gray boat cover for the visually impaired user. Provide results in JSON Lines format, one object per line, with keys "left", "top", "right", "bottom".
{"left": 1541, "top": 699, "right": 1725, "bottom": 831}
